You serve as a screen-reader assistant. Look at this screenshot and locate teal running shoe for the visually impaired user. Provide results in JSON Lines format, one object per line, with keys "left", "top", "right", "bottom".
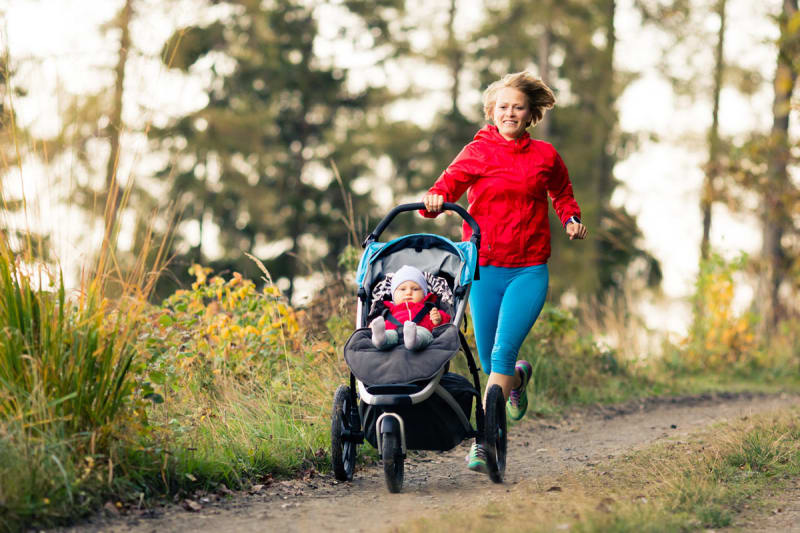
{"left": 466, "top": 442, "right": 488, "bottom": 474}
{"left": 506, "top": 360, "right": 532, "bottom": 421}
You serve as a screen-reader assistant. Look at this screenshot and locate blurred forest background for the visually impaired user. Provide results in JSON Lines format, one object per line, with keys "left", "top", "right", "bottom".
{"left": 1, "top": 0, "right": 799, "bottom": 343}
{"left": 1, "top": 1, "right": 799, "bottom": 529}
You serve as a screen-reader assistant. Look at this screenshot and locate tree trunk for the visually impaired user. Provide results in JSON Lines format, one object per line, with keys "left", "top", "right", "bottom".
{"left": 700, "top": 0, "right": 727, "bottom": 262}
{"left": 593, "top": 0, "right": 617, "bottom": 293}
{"left": 537, "top": 26, "right": 552, "bottom": 140}
{"left": 596, "top": 0, "right": 616, "bottom": 201}
{"left": 446, "top": 0, "right": 464, "bottom": 120}
{"left": 103, "top": 0, "right": 133, "bottom": 249}
{"left": 758, "top": 0, "right": 798, "bottom": 337}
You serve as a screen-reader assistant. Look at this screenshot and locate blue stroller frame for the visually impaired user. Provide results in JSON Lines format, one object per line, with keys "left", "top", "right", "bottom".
{"left": 330, "top": 203, "right": 507, "bottom": 492}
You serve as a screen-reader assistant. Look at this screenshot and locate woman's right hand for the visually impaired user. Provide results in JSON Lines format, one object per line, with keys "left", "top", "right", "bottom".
{"left": 423, "top": 193, "right": 445, "bottom": 213}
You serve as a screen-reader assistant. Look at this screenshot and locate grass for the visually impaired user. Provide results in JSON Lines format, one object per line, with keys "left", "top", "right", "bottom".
{"left": 2, "top": 250, "right": 798, "bottom": 532}
{"left": 0, "top": 238, "right": 155, "bottom": 530}
{"left": 1, "top": 229, "right": 798, "bottom": 532}
{"left": 400, "top": 406, "right": 800, "bottom": 532}
{"left": 0, "top": 248, "right": 348, "bottom": 531}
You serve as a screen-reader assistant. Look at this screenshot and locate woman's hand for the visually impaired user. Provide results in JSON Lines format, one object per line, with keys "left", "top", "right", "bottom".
{"left": 429, "top": 308, "right": 442, "bottom": 326}
{"left": 423, "top": 193, "right": 445, "bottom": 213}
{"left": 566, "top": 221, "right": 588, "bottom": 240}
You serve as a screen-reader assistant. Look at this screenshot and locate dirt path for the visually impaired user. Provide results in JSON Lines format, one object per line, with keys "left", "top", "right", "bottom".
{"left": 728, "top": 477, "right": 800, "bottom": 532}
{"left": 63, "top": 392, "right": 798, "bottom": 533}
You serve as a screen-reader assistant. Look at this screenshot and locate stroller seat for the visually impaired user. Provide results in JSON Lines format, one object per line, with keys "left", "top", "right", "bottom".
{"left": 345, "top": 268, "right": 461, "bottom": 386}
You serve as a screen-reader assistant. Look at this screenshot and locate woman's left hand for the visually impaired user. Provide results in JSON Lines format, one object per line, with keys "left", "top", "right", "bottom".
{"left": 566, "top": 222, "right": 588, "bottom": 240}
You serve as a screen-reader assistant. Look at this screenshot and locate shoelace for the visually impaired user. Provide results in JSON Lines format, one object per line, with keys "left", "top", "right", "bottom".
{"left": 472, "top": 444, "right": 487, "bottom": 461}
{"left": 508, "top": 388, "right": 521, "bottom": 407}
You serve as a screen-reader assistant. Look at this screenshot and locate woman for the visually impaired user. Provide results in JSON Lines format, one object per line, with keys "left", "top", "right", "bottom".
{"left": 420, "top": 71, "right": 587, "bottom": 473}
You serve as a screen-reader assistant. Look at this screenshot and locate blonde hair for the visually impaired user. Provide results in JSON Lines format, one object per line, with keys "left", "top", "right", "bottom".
{"left": 483, "top": 71, "right": 556, "bottom": 127}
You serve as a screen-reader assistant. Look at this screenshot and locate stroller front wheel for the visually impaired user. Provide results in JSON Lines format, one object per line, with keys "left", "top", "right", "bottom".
{"left": 382, "top": 430, "right": 404, "bottom": 493}
{"left": 331, "top": 385, "right": 357, "bottom": 481}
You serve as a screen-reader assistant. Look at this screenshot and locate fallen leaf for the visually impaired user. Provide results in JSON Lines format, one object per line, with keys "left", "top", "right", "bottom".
{"left": 182, "top": 499, "right": 202, "bottom": 512}
{"left": 547, "top": 486, "right": 562, "bottom": 492}
{"left": 596, "top": 497, "right": 615, "bottom": 513}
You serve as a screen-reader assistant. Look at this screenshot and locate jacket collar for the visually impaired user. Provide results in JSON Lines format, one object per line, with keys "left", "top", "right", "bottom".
{"left": 475, "top": 124, "right": 532, "bottom": 153}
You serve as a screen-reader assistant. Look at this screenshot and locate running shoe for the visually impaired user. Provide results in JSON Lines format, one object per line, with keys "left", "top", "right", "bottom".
{"left": 466, "top": 442, "right": 488, "bottom": 474}
{"left": 506, "top": 360, "right": 533, "bottom": 421}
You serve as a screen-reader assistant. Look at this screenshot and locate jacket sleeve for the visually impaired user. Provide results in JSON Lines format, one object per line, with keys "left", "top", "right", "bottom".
{"left": 419, "top": 144, "right": 483, "bottom": 218}
{"left": 547, "top": 150, "right": 581, "bottom": 226}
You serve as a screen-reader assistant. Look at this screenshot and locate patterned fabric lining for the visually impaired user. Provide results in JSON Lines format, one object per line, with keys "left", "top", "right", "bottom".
{"left": 368, "top": 272, "right": 455, "bottom": 319}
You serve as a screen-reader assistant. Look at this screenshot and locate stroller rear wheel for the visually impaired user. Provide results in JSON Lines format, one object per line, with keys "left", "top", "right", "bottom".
{"left": 484, "top": 384, "right": 507, "bottom": 483}
{"left": 382, "top": 430, "right": 404, "bottom": 493}
{"left": 331, "top": 385, "right": 357, "bottom": 481}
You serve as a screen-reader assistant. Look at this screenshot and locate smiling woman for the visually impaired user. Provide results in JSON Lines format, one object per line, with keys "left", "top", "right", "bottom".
{"left": 421, "top": 70, "right": 587, "bottom": 475}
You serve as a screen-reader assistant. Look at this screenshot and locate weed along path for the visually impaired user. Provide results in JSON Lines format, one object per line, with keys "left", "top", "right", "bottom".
{"left": 66, "top": 392, "right": 797, "bottom": 533}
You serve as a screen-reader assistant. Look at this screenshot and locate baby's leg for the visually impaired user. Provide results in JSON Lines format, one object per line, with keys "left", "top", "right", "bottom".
{"left": 384, "top": 329, "right": 399, "bottom": 348}
{"left": 404, "top": 323, "right": 433, "bottom": 350}
{"left": 371, "top": 317, "right": 399, "bottom": 349}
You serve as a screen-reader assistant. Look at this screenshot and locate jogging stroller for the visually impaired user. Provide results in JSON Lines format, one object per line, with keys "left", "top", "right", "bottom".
{"left": 330, "top": 202, "right": 507, "bottom": 493}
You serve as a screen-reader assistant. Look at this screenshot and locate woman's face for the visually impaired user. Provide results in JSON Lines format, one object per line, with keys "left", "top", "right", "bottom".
{"left": 492, "top": 87, "right": 532, "bottom": 141}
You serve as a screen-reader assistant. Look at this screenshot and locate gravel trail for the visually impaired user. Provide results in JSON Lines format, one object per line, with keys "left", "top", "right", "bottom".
{"left": 63, "top": 391, "right": 798, "bottom": 533}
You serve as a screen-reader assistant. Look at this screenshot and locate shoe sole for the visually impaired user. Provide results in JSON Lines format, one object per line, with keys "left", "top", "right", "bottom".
{"left": 468, "top": 461, "right": 489, "bottom": 474}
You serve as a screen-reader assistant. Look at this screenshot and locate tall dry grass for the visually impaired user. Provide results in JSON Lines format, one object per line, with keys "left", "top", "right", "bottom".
{"left": 0, "top": 219, "right": 172, "bottom": 530}
{"left": 0, "top": 86, "right": 175, "bottom": 527}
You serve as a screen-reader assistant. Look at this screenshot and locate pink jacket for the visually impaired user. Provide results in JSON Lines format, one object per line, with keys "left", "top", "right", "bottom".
{"left": 382, "top": 293, "right": 451, "bottom": 332}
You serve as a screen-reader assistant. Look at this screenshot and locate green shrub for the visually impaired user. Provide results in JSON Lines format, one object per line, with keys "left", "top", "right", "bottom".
{"left": 681, "top": 254, "right": 758, "bottom": 372}
{"left": 516, "top": 304, "right": 655, "bottom": 410}
{"left": 126, "top": 265, "right": 347, "bottom": 492}
{"left": 0, "top": 244, "right": 146, "bottom": 529}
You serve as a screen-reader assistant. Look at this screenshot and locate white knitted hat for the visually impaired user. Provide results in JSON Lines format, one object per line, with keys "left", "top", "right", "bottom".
{"left": 390, "top": 265, "right": 427, "bottom": 297}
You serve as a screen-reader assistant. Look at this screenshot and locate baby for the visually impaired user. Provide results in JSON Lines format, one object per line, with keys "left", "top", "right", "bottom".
{"left": 370, "top": 265, "right": 451, "bottom": 351}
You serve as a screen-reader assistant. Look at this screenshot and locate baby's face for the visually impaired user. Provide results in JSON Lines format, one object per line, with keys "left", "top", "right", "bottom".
{"left": 393, "top": 281, "right": 425, "bottom": 304}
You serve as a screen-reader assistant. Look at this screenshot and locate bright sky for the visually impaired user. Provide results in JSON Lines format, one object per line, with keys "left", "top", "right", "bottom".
{"left": 3, "top": 0, "right": 797, "bottom": 335}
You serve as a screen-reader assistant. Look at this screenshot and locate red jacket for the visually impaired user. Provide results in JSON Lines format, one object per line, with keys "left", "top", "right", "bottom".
{"left": 382, "top": 293, "right": 451, "bottom": 332}
{"left": 421, "top": 125, "right": 581, "bottom": 267}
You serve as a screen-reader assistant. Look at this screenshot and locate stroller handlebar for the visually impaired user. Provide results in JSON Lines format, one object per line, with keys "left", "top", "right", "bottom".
{"left": 362, "top": 202, "right": 481, "bottom": 252}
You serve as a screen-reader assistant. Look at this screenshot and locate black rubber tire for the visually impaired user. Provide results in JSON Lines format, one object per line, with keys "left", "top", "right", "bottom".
{"left": 331, "top": 385, "right": 357, "bottom": 481}
{"left": 484, "top": 384, "right": 507, "bottom": 483}
{"left": 382, "top": 431, "right": 404, "bottom": 493}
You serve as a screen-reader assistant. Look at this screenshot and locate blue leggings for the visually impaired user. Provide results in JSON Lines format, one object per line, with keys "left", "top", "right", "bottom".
{"left": 468, "top": 264, "right": 549, "bottom": 376}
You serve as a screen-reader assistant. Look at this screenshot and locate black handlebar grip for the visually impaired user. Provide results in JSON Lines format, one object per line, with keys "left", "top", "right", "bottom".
{"left": 363, "top": 202, "right": 481, "bottom": 249}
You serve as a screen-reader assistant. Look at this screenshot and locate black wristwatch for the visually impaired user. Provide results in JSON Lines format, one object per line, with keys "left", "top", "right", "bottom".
{"left": 565, "top": 216, "right": 581, "bottom": 228}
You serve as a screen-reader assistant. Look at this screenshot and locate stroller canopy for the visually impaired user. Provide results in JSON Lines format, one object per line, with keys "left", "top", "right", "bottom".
{"left": 355, "top": 233, "right": 478, "bottom": 295}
